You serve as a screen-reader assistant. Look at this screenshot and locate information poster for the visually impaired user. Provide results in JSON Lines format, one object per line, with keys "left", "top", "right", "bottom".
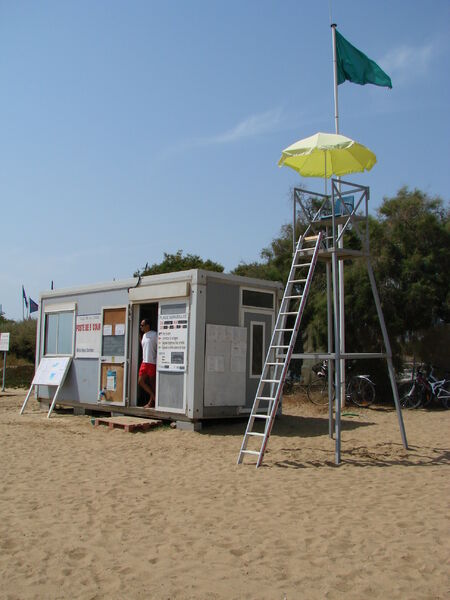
{"left": 157, "top": 308, "right": 188, "bottom": 372}
{"left": 0, "top": 332, "right": 10, "bottom": 352}
{"left": 106, "top": 369, "right": 117, "bottom": 391}
{"left": 75, "top": 314, "right": 102, "bottom": 358}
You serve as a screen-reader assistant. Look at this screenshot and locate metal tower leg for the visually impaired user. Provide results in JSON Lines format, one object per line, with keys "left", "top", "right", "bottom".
{"left": 332, "top": 250, "right": 342, "bottom": 465}
{"left": 366, "top": 259, "right": 408, "bottom": 449}
{"left": 326, "top": 261, "right": 334, "bottom": 438}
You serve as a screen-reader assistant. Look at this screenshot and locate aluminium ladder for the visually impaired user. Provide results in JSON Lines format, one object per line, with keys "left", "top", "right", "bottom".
{"left": 237, "top": 231, "right": 324, "bottom": 467}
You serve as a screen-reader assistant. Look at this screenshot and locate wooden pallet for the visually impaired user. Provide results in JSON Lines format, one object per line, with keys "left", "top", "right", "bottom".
{"left": 94, "top": 416, "right": 162, "bottom": 433}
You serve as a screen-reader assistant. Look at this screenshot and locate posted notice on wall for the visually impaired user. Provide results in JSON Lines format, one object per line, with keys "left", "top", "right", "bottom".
{"left": 75, "top": 314, "right": 102, "bottom": 358}
{"left": 157, "top": 308, "right": 188, "bottom": 372}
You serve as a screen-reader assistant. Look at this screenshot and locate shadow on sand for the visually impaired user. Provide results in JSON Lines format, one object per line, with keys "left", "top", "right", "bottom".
{"left": 270, "top": 443, "right": 450, "bottom": 470}
{"left": 200, "top": 413, "right": 373, "bottom": 439}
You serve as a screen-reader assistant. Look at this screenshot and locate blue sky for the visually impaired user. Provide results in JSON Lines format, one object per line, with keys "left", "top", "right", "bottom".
{"left": 1, "top": 1, "right": 449, "bottom": 320}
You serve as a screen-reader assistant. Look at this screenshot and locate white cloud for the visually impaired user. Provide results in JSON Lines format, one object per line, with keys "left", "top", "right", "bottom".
{"left": 159, "top": 107, "right": 285, "bottom": 159}
{"left": 379, "top": 39, "right": 440, "bottom": 85}
{"left": 210, "top": 107, "right": 284, "bottom": 144}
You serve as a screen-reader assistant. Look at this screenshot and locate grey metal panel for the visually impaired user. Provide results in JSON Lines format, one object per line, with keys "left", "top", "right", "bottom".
{"left": 158, "top": 372, "right": 184, "bottom": 409}
{"left": 39, "top": 288, "right": 130, "bottom": 404}
{"left": 205, "top": 282, "right": 239, "bottom": 326}
{"left": 204, "top": 325, "right": 247, "bottom": 407}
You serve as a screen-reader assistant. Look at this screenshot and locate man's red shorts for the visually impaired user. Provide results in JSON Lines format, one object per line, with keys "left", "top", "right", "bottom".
{"left": 139, "top": 362, "right": 156, "bottom": 378}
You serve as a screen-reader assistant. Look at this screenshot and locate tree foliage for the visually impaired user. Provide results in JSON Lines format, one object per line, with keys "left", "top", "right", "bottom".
{"left": 134, "top": 250, "right": 224, "bottom": 277}
{"left": 0, "top": 318, "right": 37, "bottom": 364}
{"left": 371, "top": 188, "right": 449, "bottom": 336}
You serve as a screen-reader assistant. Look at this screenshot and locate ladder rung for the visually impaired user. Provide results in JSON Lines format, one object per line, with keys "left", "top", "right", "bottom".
{"left": 274, "top": 328, "right": 294, "bottom": 332}
{"left": 304, "top": 235, "right": 319, "bottom": 241}
{"left": 261, "top": 379, "right": 280, "bottom": 383}
{"left": 247, "top": 432, "right": 265, "bottom": 437}
{"left": 241, "top": 450, "right": 261, "bottom": 455}
{"left": 252, "top": 414, "right": 271, "bottom": 419}
{"left": 256, "top": 396, "right": 276, "bottom": 400}
{"left": 266, "top": 362, "right": 284, "bottom": 366}
{"left": 293, "top": 263, "right": 311, "bottom": 268}
{"left": 289, "top": 279, "right": 307, "bottom": 283}
{"left": 280, "top": 311, "right": 297, "bottom": 315}
{"left": 271, "top": 345, "right": 289, "bottom": 348}
{"left": 285, "top": 295, "right": 302, "bottom": 299}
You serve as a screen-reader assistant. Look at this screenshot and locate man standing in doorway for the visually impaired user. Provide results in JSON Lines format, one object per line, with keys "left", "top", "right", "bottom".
{"left": 139, "top": 318, "right": 157, "bottom": 408}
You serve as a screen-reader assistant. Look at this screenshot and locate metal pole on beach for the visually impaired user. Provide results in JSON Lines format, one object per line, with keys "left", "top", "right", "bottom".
{"left": 331, "top": 23, "right": 346, "bottom": 411}
{"left": 1, "top": 351, "right": 6, "bottom": 391}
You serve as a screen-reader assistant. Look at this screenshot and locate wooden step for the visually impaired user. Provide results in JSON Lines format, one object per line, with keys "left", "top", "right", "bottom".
{"left": 94, "top": 416, "right": 163, "bottom": 433}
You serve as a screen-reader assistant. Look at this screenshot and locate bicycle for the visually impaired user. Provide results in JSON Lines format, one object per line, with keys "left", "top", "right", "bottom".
{"left": 282, "top": 371, "right": 307, "bottom": 396}
{"left": 307, "top": 361, "right": 376, "bottom": 408}
{"left": 400, "top": 365, "right": 450, "bottom": 409}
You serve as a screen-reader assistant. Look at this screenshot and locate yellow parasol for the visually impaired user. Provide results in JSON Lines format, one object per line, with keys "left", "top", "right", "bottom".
{"left": 278, "top": 131, "right": 376, "bottom": 178}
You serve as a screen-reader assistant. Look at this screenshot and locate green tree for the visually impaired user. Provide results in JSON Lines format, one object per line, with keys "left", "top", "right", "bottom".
{"left": 0, "top": 318, "right": 37, "bottom": 364}
{"left": 134, "top": 250, "right": 224, "bottom": 277}
{"left": 371, "top": 188, "right": 449, "bottom": 338}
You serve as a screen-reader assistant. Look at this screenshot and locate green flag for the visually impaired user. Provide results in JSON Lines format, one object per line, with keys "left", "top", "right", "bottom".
{"left": 336, "top": 29, "right": 392, "bottom": 89}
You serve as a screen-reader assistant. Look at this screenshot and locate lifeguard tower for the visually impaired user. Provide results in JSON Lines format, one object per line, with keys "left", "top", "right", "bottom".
{"left": 237, "top": 176, "right": 408, "bottom": 466}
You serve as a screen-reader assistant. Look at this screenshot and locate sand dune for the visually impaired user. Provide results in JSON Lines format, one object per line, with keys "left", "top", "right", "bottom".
{"left": 0, "top": 390, "right": 448, "bottom": 599}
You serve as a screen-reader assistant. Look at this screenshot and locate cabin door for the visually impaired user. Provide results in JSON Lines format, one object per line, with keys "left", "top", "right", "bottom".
{"left": 98, "top": 306, "right": 128, "bottom": 406}
{"left": 241, "top": 310, "right": 274, "bottom": 408}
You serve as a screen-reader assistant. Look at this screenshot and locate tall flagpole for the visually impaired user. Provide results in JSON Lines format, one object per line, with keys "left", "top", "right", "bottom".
{"left": 331, "top": 24, "right": 339, "bottom": 135}
{"left": 331, "top": 23, "right": 346, "bottom": 415}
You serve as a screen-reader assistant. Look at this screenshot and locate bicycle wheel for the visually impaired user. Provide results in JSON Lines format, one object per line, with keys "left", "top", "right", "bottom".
{"left": 348, "top": 376, "right": 375, "bottom": 408}
{"left": 400, "top": 382, "right": 424, "bottom": 409}
{"left": 439, "top": 380, "right": 450, "bottom": 409}
{"left": 398, "top": 382, "right": 414, "bottom": 408}
{"left": 307, "top": 377, "right": 330, "bottom": 406}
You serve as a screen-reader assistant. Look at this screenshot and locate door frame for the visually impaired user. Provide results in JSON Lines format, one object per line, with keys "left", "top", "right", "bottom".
{"left": 97, "top": 304, "right": 129, "bottom": 407}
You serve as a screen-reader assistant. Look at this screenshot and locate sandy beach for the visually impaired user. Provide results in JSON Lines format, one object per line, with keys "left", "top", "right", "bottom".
{"left": 0, "top": 390, "right": 448, "bottom": 600}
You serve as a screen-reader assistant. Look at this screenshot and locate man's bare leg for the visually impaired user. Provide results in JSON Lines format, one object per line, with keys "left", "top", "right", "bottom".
{"left": 139, "top": 375, "right": 155, "bottom": 408}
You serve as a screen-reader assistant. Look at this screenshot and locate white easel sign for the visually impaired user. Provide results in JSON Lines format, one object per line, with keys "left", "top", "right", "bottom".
{"left": 20, "top": 356, "right": 72, "bottom": 418}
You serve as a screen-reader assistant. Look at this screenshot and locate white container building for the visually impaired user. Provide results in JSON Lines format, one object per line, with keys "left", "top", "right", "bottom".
{"left": 35, "top": 269, "right": 283, "bottom": 424}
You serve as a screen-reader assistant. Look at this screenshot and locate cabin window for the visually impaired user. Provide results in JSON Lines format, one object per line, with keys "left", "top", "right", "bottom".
{"left": 250, "top": 321, "right": 265, "bottom": 377}
{"left": 44, "top": 311, "right": 74, "bottom": 355}
{"left": 242, "top": 289, "right": 274, "bottom": 310}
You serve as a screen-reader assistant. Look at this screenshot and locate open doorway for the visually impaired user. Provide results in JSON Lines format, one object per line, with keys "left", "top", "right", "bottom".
{"left": 136, "top": 303, "right": 158, "bottom": 407}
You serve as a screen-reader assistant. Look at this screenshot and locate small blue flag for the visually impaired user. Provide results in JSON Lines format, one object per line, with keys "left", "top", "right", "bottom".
{"left": 29, "top": 298, "right": 39, "bottom": 314}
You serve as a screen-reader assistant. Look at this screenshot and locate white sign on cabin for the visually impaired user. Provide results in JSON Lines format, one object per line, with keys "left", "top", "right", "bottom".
{"left": 75, "top": 314, "right": 102, "bottom": 358}
{"left": 157, "top": 309, "right": 188, "bottom": 372}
